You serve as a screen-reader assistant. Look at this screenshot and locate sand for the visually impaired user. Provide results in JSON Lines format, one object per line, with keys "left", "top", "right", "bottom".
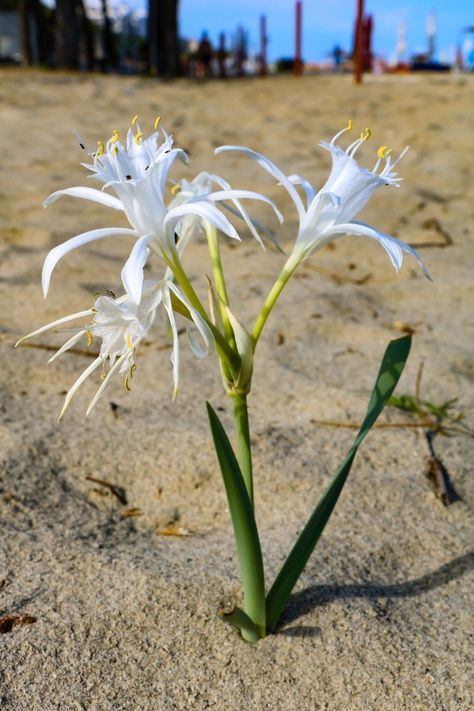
{"left": 0, "top": 69, "right": 473, "bottom": 710}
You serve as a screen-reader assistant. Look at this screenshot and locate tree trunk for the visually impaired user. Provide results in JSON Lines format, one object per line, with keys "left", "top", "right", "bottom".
{"left": 55, "top": 0, "right": 79, "bottom": 69}
{"left": 101, "top": 0, "right": 117, "bottom": 71}
{"left": 148, "top": 0, "right": 180, "bottom": 78}
{"left": 76, "top": 0, "right": 95, "bottom": 71}
{"left": 19, "top": 0, "right": 33, "bottom": 66}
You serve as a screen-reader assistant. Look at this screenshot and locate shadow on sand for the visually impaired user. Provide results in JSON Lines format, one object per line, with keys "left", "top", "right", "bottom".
{"left": 278, "top": 551, "right": 474, "bottom": 637}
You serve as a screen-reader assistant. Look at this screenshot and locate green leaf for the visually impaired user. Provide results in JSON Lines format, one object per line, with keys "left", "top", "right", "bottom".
{"left": 219, "top": 606, "right": 261, "bottom": 638}
{"left": 265, "top": 334, "right": 412, "bottom": 632}
{"left": 206, "top": 402, "right": 266, "bottom": 641}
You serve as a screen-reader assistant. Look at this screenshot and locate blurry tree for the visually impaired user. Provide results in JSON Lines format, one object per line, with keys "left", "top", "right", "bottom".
{"left": 101, "top": 0, "right": 117, "bottom": 71}
{"left": 17, "top": 0, "right": 55, "bottom": 66}
{"left": 148, "top": 0, "right": 180, "bottom": 78}
{"left": 76, "top": 0, "right": 95, "bottom": 71}
{"left": 55, "top": 0, "right": 79, "bottom": 68}
{"left": 19, "top": 0, "right": 33, "bottom": 66}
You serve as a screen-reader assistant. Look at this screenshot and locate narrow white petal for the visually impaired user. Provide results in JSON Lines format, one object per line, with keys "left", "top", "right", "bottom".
{"left": 324, "top": 220, "right": 432, "bottom": 279}
{"left": 221, "top": 203, "right": 283, "bottom": 252}
{"left": 15, "top": 310, "right": 94, "bottom": 347}
{"left": 162, "top": 291, "right": 180, "bottom": 400}
{"left": 120, "top": 234, "right": 151, "bottom": 305}
{"left": 58, "top": 357, "right": 103, "bottom": 421}
{"left": 165, "top": 202, "right": 240, "bottom": 241}
{"left": 167, "top": 281, "right": 213, "bottom": 357}
{"left": 86, "top": 353, "right": 129, "bottom": 416}
{"left": 205, "top": 190, "right": 284, "bottom": 225}
{"left": 158, "top": 148, "right": 189, "bottom": 195}
{"left": 48, "top": 330, "right": 87, "bottom": 363}
{"left": 287, "top": 174, "right": 317, "bottom": 207}
{"left": 43, "top": 187, "right": 124, "bottom": 212}
{"left": 42, "top": 227, "right": 137, "bottom": 297}
{"left": 215, "top": 145, "right": 306, "bottom": 223}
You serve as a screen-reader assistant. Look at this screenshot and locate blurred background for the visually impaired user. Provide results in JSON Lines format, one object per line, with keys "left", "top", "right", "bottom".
{"left": 1, "top": 0, "right": 473, "bottom": 79}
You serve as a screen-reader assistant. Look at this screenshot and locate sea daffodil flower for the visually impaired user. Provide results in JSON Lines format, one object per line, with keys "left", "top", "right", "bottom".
{"left": 42, "top": 118, "right": 282, "bottom": 304}
{"left": 216, "top": 121, "right": 431, "bottom": 278}
{"left": 15, "top": 279, "right": 212, "bottom": 419}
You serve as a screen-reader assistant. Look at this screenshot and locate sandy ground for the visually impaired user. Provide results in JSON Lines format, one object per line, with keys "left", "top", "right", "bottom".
{"left": 0, "top": 69, "right": 473, "bottom": 710}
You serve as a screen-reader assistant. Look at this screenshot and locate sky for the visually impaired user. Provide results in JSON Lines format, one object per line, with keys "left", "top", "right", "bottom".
{"left": 177, "top": 0, "right": 474, "bottom": 63}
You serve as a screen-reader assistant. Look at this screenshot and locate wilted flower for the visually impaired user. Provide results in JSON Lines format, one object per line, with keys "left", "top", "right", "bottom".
{"left": 16, "top": 280, "right": 212, "bottom": 419}
{"left": 216, "top": 121, "right": 430, "bottom": 278}
{"left": 42, "top": 118, "right": 282, "bottom": 304}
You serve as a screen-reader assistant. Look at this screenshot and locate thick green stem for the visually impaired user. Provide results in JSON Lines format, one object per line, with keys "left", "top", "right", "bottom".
{"left": 232, "top": 393, "right": 260, "bottom": 640}
{"left": 231, "top": 393, "right": 254, "bottom": 507}
{"left": 205, "top": 222, "right": 234, "bottom": 346}
{"left": 252, "top": 252, "right": 301, "bottom": 344}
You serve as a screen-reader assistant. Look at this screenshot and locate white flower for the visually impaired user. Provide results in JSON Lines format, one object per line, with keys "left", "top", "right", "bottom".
{"left": 42, "top": 117, "right": 282, "bottom": 305}
{"left": 216, "top": 122, "right": 431, "bottom": 278}
{"left": 16, "top": 280, "right": 212, "bottom": 419}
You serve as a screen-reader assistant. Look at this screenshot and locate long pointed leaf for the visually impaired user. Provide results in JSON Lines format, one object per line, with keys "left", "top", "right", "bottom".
{"left": 206, "top": 402, "right": 266, "bottom": 640}
{"left": 266, "top": 335, "right": 412, "bottom": 632}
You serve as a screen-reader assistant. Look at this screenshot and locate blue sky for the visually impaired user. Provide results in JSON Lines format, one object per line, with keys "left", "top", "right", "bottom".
{"left": 179, "top": 0, "right": 474, "bottom": 62}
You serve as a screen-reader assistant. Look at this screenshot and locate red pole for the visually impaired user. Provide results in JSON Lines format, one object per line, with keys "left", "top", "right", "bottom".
{"left": 354, "top": 0, "right": 364, "bottom": 84}
{"left": 260, "top": 15, "right": 267, "bottom": 76}
{"left": 294, "top": 0, "right": 302, "bottom": 75}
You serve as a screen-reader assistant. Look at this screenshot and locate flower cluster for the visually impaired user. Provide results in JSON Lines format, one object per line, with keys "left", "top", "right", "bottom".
{"left": 18, "top": 117, "right": 429, "bottom": 418}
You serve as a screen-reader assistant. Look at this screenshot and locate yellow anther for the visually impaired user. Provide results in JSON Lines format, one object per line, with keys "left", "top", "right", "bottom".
{"left": 131, "top": 114, "right": 139, "bottom": 126}
{"left": 86, "top": 331, "right": 94, "bottom": 346}
{"left": 360, "top": 127, "right": 371, "bottom": 142}
{"left": 377, "top": 145, "right": 392, "bottom": 159}
{"left": 170, "top": 184, "right": 181, "bottom": 195}
{"left": 113, "top": 146, "right": 118, "bottom": 156}
{"left": 347, "top": 119, "right": 353, "bottom": 131}
{"left": 124, "top": 376, "right": 132, "bottom": 391}
{"left": 96, "top": 141, "right": 105, "bottom": 158}
{"left": 126, "top": 333, "right": 134, "bottom": 350}
{"left": 154, "top": 116, "right": 161, "bottom": 130}
{"left": 134, "top": 132, "right": 144, "bottom": 145}
{"left": 110, "top": 130, "right": 119, "bottom": 143}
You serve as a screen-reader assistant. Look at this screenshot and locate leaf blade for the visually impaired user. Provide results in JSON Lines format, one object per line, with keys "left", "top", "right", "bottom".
{"left": 265, "top": 335, "right": 412, "bottom": 632}
{"left": 206, "top": 402, "right": 266, "bottom": 639}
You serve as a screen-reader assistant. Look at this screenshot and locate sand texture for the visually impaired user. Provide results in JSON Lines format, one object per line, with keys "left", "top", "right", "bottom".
{"left": 0, "top": 70, "right": 473, "bottom": 710}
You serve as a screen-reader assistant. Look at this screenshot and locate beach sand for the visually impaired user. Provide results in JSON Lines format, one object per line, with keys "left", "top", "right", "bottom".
{"left": 0, "top": 69, "right": 473, "bottom": 710}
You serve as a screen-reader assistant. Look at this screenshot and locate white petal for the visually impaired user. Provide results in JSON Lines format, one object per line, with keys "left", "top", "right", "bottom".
{"left": 165, "top": 202, "right": 240, "bottom": 241}
{"left": 15, "top": 310, "right": 94, "bottom": 347}
{"left": 186, "top": 327, "right": 209, "bottom": 358}
{"left": 158, "top": 148, "right": 188, "bottom": 195}
{"left": 287, "top": 174, "right": 316, "bottom": 207}
{"left": 58, "top": 357, "right": 103, "bottom": 421}
{"left": 86, "top": 353, "right": 129, "bottom": 416}
{"left": 42, "top": 227, "right": 137, "bottom": 297}
{"left": 215, "top": 145, "right": 306, "bottom": 223}
{"left": 120, "top": 234, "right": 151, "bottom": 305}
{"left": 48, "top": 330, "right": 88, "bottom": 363}
{"left": 162, "top": 290, "right": 180, "bottom": 400}
{"left": 205, "top": 190, "right": 284, "bottom": 225}
{"left": 43, "top": 187, "right": 124, "bottom": 212}
{"left": 324, "top": 220, "right": 432, "bottom": 279}
{"left": 167, "top": 281, "right": 213, "bottom": 358}
{"left": 221, "top": 202, "right": 283, "bottom": 252}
